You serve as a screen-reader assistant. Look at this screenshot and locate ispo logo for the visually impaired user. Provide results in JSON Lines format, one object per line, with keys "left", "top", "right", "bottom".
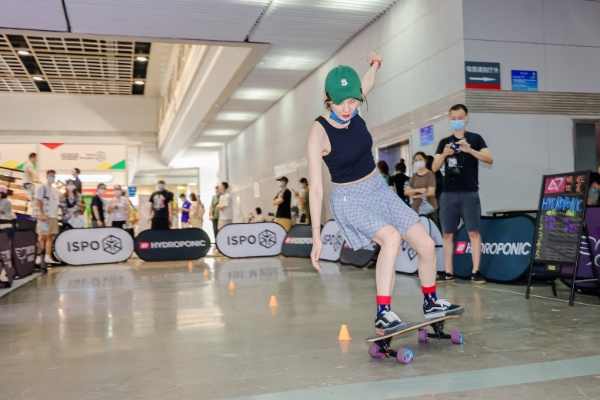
{"left": 323, "top": 231, "right": 343, "bottom": 251}
{"left": 103, "top": 235, "right": 122, "bottom": 255}
{"left": 227, "top": 230, "right": 277, "bottom": 248}
{"left": 67, "top": 235, "right": 123, "bottom": 255}
{"left": 259, "top": 230, "right": 277, "bottom": 248}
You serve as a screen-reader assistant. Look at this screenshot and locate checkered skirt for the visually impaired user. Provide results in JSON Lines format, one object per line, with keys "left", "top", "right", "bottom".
{"left": 329, "top": 173, "right": 420, "bottom": 250}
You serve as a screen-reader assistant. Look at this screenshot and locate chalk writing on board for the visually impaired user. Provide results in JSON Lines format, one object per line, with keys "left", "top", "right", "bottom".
{"left": 533, "top": 172, "right": 590, "bottom": 264}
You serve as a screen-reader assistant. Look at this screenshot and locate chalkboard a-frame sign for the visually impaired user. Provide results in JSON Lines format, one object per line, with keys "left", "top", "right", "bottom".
{"left": 526, "top": 170, "right": 600, "bottom": 306}
{"left": 532, "top": 171, "right": 590, "bottom": 264}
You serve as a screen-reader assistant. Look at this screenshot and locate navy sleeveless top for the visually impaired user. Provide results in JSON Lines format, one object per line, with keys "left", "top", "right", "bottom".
{"left": 317, "top": 115, "right": 376, "bottom": 184}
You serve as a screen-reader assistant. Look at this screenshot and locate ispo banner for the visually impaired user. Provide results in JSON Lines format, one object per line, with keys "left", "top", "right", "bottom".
{"left": 340, "top": 242, "right": 379, "bottom": 268}
{"left": 320, "top": 220, "right": 344, "bottom": 262}
{"left": 135, "top": 228, "right": 211, "bottom": 261}
{"left": 216, "top": 223, "right": 286, "bottom": 258}
{"left": 281, "top": 225, "right": 313, "bottom": 258}
{"left": 453, "top": 215, "right": 535, "bottom": 281}
{"left": 395, "top": 216, "right": 445, "bottom": 274}
{"left": 11, "top": 230, "right": 36, "bottom": 278}
{"left": 55, "top": 227, "right": 134, "bottom": 266}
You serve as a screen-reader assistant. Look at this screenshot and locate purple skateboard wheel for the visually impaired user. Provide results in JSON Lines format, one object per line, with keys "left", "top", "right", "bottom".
{"left": 368, "top": 343, "right": 385, "bottom": 359}
{"left": 417, "top": 329, "right": 429, "bottom": 342}
{"left": 451, "top": 330, "right": 463, "bottom": 344}
{"left": 396, "top": 348, "right": 414, "bottom": 364}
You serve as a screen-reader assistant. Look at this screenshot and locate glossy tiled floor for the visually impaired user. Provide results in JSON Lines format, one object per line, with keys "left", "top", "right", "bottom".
{"left": 0, "top": 256, "right": 599, "bottom": 400}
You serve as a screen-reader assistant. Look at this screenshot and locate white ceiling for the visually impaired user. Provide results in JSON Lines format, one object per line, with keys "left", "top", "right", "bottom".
{"left": 0, "top": 0, "right": 398, "bottom": 173}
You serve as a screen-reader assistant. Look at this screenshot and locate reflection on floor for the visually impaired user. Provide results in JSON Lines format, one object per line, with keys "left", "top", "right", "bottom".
{"left": 0, "top": 257, "right": 599, "bottom": 400}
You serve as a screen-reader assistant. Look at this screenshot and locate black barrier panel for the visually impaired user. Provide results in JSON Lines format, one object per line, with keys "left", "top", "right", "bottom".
{"left": 0, "top": 231, "right": 14, "bottom": 286}
{"left": 135, "top": 228, "right": 210, "bottom": 262}
{"left": 281, "top": 225, "right": 313, "bottom": 258}
{"left": 453, "top": 215, "right": 535, "bottom": 282}
{"left": 55, "top": 227, "right": 135, "bottom": 266}
{"left": 339, "top": 241, "right": 379, "bottom": 268}
{"left": 11, "top": 230, "right": 36, "bottom": 278}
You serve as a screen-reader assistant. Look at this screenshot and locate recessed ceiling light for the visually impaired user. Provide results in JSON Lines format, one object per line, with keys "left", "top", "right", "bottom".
{"left": 18, "top": 50, "right": 30, "bottom": 56}
{"left": 188, "top": 183, "right": 197, "bottom": 186}
{"left": 134, "top": 80, "right": 144, "bottom": 85}
{"left": 136, "top": 56, "right": 148, "bottom": 62}
{"left": 32, "top": 76, "right": 43, "bottom": 81}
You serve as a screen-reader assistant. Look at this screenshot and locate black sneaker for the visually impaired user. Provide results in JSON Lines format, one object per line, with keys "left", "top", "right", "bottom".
{"left": 423, "top": 299, "right": 465, "bottom": 319}
{"left": 436, "top": 272, "right": 455, "bottom": 283}
{"left": 374, "top": 311, "right": 408, "bottom": 336}
{"left": 471, "top": 271, "right": 486, "bottom": 284}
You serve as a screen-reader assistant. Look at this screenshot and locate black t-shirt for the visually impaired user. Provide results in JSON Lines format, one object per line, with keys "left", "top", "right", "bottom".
{"left": 275, "top": 188, "right": 292, "bottom": 219}
{"left": 149, "top": 190, "right": 173, "bottom": 219}
{"left": 389, "top": 173, "right": 410, "bottom": 205}
{"left": 91, "top": 195, "right": 104, "bottom": 222}
{"left": 435, "top": 131, "right": 488, "bottom": 192}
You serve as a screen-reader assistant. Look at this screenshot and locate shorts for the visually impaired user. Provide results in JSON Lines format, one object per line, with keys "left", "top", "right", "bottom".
{"left": 217, "top": 219, "right": 232, "bottom": 230}
{"left": 329, "top": 173, "right": 420, "bottom": 250}
{"left": 273, "top": 218, "right": 291, "bottom": 231}
{"left": 152, "top": 218, "right": 170, "bottom": 230}
{"left": 37, "top": 218, "right": 59, "bottom": 235}
{"left": 439, "top": 191, "right": 481, "bottom": 234}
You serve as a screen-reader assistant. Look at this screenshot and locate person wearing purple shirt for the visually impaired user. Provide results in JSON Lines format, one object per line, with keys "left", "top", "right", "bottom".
{"left": 180, "top": 194, "right": 191, "bottom": 228}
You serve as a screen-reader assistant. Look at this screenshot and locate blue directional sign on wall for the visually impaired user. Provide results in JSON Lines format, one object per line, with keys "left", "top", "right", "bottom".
{"left": 465, "top": 62, "right": 501, "bottom": 90}
{"left": 420, "top": 125, "right": 434, "bottom": 146}
{"left": 511, "top": 70, "right": 538, "bottom": 92}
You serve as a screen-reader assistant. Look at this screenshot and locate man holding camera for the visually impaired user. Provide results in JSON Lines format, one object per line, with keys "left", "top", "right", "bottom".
{"left": 432, "top": 104, "right": 493, "bottom": 284}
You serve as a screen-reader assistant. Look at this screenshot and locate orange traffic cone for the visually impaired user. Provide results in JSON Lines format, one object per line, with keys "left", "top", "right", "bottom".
{"left": 203, "top": 269, "right": 209, "bottom": 278}
{"left": 338, "top": 324, "right": 352, "bottom": 341}
{"left": 229, "top": 280, "right": 236, "bottom": 290}
{"left": 269, "top": 295, "right": 278, "bottom": 307}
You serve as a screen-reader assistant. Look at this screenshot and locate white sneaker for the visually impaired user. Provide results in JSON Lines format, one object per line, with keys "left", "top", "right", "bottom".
{"left": 35, "top": 255, "right": 42, "bottom": 265}
{"left": 44, "top": 255, "right": 59, "bottom": 265}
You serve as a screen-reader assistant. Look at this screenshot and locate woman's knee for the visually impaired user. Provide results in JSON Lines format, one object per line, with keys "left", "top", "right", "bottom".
{"left": 375, "top": 226, "right": 402, "bottom": 248}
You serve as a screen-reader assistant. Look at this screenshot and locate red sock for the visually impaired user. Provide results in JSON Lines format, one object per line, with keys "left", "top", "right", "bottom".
{"left": 422, "top": 285, "right": 436, "bottom": 294}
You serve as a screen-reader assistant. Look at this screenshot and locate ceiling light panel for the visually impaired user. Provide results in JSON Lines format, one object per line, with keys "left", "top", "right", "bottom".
{"left": 65, "top": 0, "right": 271, "bottom": 41}
{"left": 0, "top": 34, "right": 151, "bottom": 94}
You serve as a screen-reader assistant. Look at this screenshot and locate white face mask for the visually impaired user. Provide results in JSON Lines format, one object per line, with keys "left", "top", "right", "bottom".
{"left": 413, "top": 161, "right": 426, "bottom": 170}
{"left": 67, "top": 185, "right": 76, "bottom": 191}
{"left": 47, "top": 176, "right": 56, "bottom": 184}
{"left": 277, "top": 181, "right": 283, "bottom": 188}
{"left": 98, "top": 189, "right": 106, "bottom": 195}
{"left": 114, "top": 190, "right": 122, "bottom": 197}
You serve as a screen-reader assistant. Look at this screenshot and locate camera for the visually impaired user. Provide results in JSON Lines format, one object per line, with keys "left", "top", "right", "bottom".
{"left": 450, "top": 142, "right": 461, "bottom": 153}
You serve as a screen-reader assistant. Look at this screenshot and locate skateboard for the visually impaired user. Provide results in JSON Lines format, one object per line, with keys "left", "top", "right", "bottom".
{"left": 365, "top": 313, "right": 464, "bottom": 364}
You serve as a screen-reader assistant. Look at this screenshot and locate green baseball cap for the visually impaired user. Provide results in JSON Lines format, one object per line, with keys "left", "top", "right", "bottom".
{"left": 325, "top": 65, "right": 362, "bottom": 104}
